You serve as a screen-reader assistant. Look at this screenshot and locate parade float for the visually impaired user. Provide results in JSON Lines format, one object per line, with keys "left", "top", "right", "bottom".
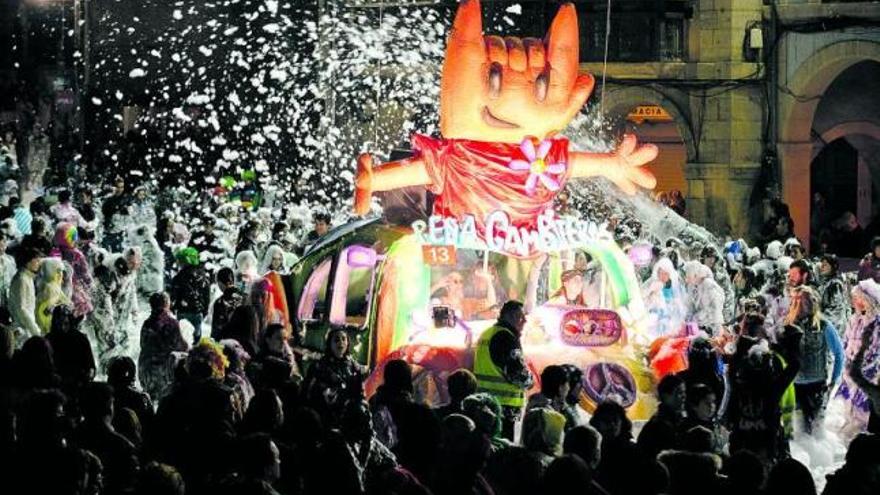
{"left": 285, "top": 0, "right": 662, "bottom": 419}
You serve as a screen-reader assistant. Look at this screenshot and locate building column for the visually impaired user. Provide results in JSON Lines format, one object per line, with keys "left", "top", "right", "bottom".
{"left": 777, "top": 141, "right": 813, "bottom": 250}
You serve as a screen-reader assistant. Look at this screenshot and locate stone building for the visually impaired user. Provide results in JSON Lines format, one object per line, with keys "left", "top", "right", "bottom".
{"left": 580, "top": 0, "right": 880, "bottom": 251}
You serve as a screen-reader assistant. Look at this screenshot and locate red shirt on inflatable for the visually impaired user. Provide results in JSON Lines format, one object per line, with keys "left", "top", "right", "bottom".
{"left": 412, "top": 134, "right": 572, "bottom": 238}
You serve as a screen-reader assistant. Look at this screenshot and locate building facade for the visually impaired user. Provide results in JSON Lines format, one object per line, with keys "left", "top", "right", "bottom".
{"left": 582, "top": 0, "right": 880, "bottom": 250}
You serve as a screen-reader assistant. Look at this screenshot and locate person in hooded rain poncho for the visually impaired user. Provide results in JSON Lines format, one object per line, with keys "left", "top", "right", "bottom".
{"left": 834, "top": 280, "right": 880, "bottom": 440}
{"left": 259, "top": 244, "right": 287, "bottom": 276}
{"left": 83, "top": 262, "right": 121, "bottom": 371}
{"left": 642, "top": 257, "right": 689, "bottom": 340}
{"left": 235, "top": 249, "right": 260, "bottom": 293}
{"left": 816, "top": 254, "right": 851, "bottom": 339}
{"left": 129, "top": 225, "right": 164, "bottom": 296}
{"left": 129, "top": 186, "right": 157, "bottom": 229}
{"left": 683, "top": 261, "right": 726, "bottom": 336}
{"left": 52, "top": 222, "right": 93, "bottom": 318}
{"left": 114, "top": 249, "right": 142, "bottom": 351}
{"left": 701, "top": 245, "right": 735, "bottom": 324}
{"left": 0, "top": 233, "right": 18, "bottom": 308}
{"left": 34, "top": 257, "right": 72, "bottom": 335}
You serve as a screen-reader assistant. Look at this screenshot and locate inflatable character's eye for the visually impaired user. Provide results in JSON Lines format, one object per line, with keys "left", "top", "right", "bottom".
{"left": 488, "top": 63, "right": 503, "bottom": 98}
{"left": 535, "top": 72, "right": 548, "bottom": 102}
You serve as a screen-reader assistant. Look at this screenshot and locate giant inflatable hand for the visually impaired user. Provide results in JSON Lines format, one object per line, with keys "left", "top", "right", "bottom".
{"left": 353, "top": 0, "right": 657, "bottom": 217}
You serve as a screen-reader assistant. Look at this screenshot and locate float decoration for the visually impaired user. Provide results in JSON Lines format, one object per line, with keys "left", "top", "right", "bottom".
{"left": 352, "top": 0, "right": 658, "bottom": 258}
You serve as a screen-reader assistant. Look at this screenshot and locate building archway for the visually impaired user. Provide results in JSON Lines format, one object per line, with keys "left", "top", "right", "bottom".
{"left": 602, "top": 86, "right": 695, "bottom": 200}
{"left": 777, "top": 40, "right": 880, "bottom": 251}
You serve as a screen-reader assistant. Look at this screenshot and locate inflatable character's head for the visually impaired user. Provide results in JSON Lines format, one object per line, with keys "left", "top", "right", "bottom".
{"left": 440, "top": 0, "right": 594, "bottom": 143}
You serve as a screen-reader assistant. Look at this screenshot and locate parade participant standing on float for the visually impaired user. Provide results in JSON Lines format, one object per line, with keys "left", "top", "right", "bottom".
{"left": 474, "top": 300, "right": 534, "bottom": 440}
{"left": 642, "top": 257, "right": 689, "bottom": 339}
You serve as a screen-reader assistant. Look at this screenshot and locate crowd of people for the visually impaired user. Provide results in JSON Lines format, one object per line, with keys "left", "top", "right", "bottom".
{"left": 0, "top": 170, "right": 878, "bottom": 495}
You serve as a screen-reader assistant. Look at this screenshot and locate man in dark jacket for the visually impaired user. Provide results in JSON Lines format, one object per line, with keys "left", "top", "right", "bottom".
{"left": 169, "top": 247, "right": 211, "bottom": 341}
{"left": 101, "top": 177, "right": 130, "bottom": 252}
{"left": 637, "top": 373, "right": 687, "bottom": 459}
{"left": 211, "top": 267, "right": 243, "bottom": 340}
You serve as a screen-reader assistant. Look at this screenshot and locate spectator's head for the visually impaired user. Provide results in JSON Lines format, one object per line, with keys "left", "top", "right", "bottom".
{"left": 733, "top": 266, "right": 756, "bottom": 291}
{"left": 135, "top": 462, "right": 185, "bottom": 495}
{"left": 382, "top": 359, "right": 414, "bottom": 395}
{"left": 16, "top": 336, "right": 56, "bottom": 388}
{"left": 216, "top": 266, "right": 235, "bottom": 288}
{"left": 540, "top": 365, "right": 570, "bottom": 401}
{"left": 724, "top": 450, "right": 765, "bottom": 495}
{"left": 657, "top": 373, "right": 686, "bottom": 414}
{"left": 341, "top": 399, "right": 373, "bottom": 442}
{"left": 844, "top": 432, "right": 880, "bottom": 469}
{"left": 522, "top": 407, "right": 565, "bottom": 457}
{"left": 461, "top": 392, "right": 503, "bottom": 439}
{"left": 738, "top": 312, "right": 767, "bottom": 339}
{"left": 107, "top": 356, "right": 137, "bottom": 389}
{"left": 560, "top": 364, "right": 584, "bottom": 406}
{"left": 562, "top": 425, "right": 602, "bottom": 470}
{"left": 53, "top": 222, "right": 78, "bottom": 250}
{"left": 765, "top": 458, "right": 815, "bottom": 495}
{"left": 700, "top": 245, "right": 720, "bottom": 270}
{"left": 313, "top": 212, "right": 331, "bottom": 236}
{"left": 260, "top": 323, "right": 287, "bottom": 356}
{"left": 174, "top": 247, "right": 200, "bottom": 267}
{"left": 784, "top": 238, "right": 805, "bottom": 260}
{"left": 241, "top": 389, "right": 284, "bottom": 436}
{"left": 49, "top": 305, "right": 76, "bottom": 335}
{"left": 440, "top": 413, "right": 475, "bottom": 451}
{"left": 686, "top": 383, "right": 717, "bottom": 423}
{"left": 787, "top": 258, "right": 811, "bottom": 288}
{"left": 20, "top": 389, "right": 68, "bottom": 447}
{"left": 786, "top": 285, "right": 821, "bottom": 327}
{"left": 238, "top": 433, "right": 281, "bottom": 483}
{"left": 682, "top": 425, "right": 715, "bottom": 453}
{"left": 589, "top": 400, "right": 632, "bottom": 442}
{"left": 683, "top": 261, "right": 712, "bottom": 287}
{"left": 819, "top": 254, "right": 838, "bottom": 277}
{"left": 543, "top": 455, "right": 595, "bottom": 492}
{"left": 220, "top": 339, "right": 250, "bottom": 374}
{"left": 324, "top": 328, "right": 350, "bottom": 359}
{"left": 446, "top": 369, "right": 477, "bottom": 404}
{"left": 498, "top": 300, "right": 526, "bottom": 333}
{"left": 775, "top": 216, "right": 794, "bottom": 237}
{"left": 14, "top": 246, "right": 43, "bottom": 272}
{"left": 113, "top": 177, "right": 125, "bottom": 195}
{"left": 80, "top": 382, "right": 115, "bottom": 423}
{"left": 58, "top": 189, "right": 71, "bottom": 204}
{"left": 272, "top": 221, "right": 288, "bottom": 237}
{"left": 852, "top": 281, "right": 880, "bottom": 317}
{"left": 187, "top": 339, "right": 229, "bottom": 381}
{"left": 687, "top": 336, "right": 717, "bottom": 371}
{"left": 0, "top": 311, "right": 13, "bottom": 361}
{"left": 872, "top": 236, "right": 880, "bottom": 258}
{"left": 114, "top": 406, "right": 142, "bottom": 447}
{"left": 149, "top": 292, "right": 170, "bottom": 314}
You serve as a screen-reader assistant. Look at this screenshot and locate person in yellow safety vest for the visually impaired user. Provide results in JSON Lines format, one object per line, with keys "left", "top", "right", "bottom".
{"left": 474, "top": 300, "right": 534, "bottom": 440}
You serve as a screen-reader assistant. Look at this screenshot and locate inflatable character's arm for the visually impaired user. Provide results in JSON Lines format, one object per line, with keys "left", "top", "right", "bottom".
{"left": 569, "top": 134, "right": 659, "bottom": 195}
{"left": 353, "top": 153, "right": 432, "bottom": 216}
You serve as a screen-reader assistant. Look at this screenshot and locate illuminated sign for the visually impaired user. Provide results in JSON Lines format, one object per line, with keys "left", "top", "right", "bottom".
{"left": 412, "top": 210, "right": 612, "bottom": 258}
{"left": 626, "top": 105, "right": 673, "bottom": 124}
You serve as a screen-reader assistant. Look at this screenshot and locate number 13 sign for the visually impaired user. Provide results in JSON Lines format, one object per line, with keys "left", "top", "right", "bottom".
{"left": 422, "top": 245, "right": 457, "bottom": 266}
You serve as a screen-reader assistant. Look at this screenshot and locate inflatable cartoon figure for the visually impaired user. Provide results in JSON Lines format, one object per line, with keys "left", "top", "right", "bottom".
{"left": 353, "top": 0, "right": 658, "bottom": 231}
